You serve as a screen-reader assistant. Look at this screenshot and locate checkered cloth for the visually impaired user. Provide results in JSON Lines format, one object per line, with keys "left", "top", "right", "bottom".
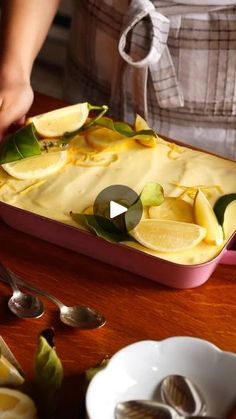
{"left": 64, "top": 0, "right": 236, "bottom": 159}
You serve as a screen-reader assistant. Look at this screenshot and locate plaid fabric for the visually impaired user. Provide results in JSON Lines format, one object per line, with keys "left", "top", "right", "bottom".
{"left": 64, "top": 0, "right": 236, "bottom": 159}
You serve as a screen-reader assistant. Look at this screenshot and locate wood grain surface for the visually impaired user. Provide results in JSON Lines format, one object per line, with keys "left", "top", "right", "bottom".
{"left": 0, "top": 92, "right": 235, "bottom": 418}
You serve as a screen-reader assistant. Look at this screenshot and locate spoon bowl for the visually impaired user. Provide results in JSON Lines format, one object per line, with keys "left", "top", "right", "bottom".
{"left": 8, "top": 289, "right": 44, "bottom": 319}
{"left": 160, "top": 374, "right": 206, "bottom": 416}
{"left": 60, "top": 305, "right": 106, "bottom": 329}
{"left": 115, "top": 400, "right": 176, "bottom": 419}
{"left": 0, "top": 261, "right": 45, "bottom": 319}
{"left": 115, "top": 400, "right": 219, "bottom": 419}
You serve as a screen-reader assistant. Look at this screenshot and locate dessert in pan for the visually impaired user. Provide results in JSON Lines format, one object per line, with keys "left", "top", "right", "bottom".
{"left": 0, "top": 103, "right": 235, "bottom": 277}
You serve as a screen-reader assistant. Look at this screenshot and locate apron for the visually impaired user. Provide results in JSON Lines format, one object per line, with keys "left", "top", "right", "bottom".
{"left": 65, "top": 0, "right": 236, "bottom": 160}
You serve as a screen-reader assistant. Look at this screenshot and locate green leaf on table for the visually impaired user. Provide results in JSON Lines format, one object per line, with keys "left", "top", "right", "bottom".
{"left": 96, "top": 117, "right": 157, "bottom": 141}
{"left": 34, "top": 328, "right": 63, "bottom": 418}
{"left": 86, "top": 358, "right": 110, "bottom": 382}
{"left": 70, "top": 213, "right": 131, "bottom": 242}
{"left": 0, "top": 123, "right": 41, "bottom": 164}
{"left": 139, "top": 182, "right": 164, "bottom": 206}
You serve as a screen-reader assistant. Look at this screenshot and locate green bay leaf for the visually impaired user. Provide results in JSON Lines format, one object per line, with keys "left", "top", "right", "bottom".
{"left": 140, "top": 182, "right": 164, "bottom": 206}
{"left": 0, "top": 124, "right": 41, "bottom": 164}
{"left": 96, "top": 117, "right": 157, "bottom": 140}
{"left": 213, "top": 193, "right": 236, "bottom": 226}
{"left": 71, "top": 213, "right": 131, "bottom": 242}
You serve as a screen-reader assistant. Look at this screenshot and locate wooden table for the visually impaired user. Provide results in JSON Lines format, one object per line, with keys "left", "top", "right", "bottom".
{"left": 0, "top": 92, "right": 235, "bottom": 418}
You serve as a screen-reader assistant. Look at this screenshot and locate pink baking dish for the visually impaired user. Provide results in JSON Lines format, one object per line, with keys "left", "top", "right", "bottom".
{"left": 0, "top": 201, "right": 235, "bottom": 289}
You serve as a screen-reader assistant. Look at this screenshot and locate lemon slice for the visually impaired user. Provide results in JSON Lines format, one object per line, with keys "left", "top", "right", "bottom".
{"left": 131, "top": 219, "right": 206, "bottom": 252}
{"left": 2, "top": 150, "right": 67, "bottom": 180}
{"left": 194, "top": 189, "right": 224, "bottom": 246}
{"left": 86, "top": 127, "right": 124, "bottom": 151}
{"left": 27, "top": 102, "right": 89, "bottom": 137}
{"left": 149, "top": 197, "right": 194, "bottom": 223}
{"left": 0, "top": 388, "right": 37, "bottom": 418}
{"left": 0, "top": 355, "right": 24, "bottom": 386}
{"left": 134, "top": 114, "right": 157, "bottom": 147}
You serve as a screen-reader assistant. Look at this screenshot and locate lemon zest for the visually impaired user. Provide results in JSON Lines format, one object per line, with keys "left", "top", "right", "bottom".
{"left": 172, "top": 182, "right": 223, "bottom": 199}
{"left": 75, "top": 152, "right": 118, "bottom": 167}
{"left": 0, "top": 181, "right": 18, "bottom": 192}
{"left": 156, "top": 138, "right": 185, "bottom": 159}
{"left": 19, "top": 180, "right": 46, "bottom": 195}
{"left": 0, "top": 180, "right": 8, "bottom": 189}
{"left": 167, "top": 143, "right": 185, "bottom": 160}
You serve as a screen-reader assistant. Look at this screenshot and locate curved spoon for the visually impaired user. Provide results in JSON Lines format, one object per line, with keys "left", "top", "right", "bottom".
{"left": 160, "top": 375, "right": 206, "bottom": 416}
{"left": 0, "top": 262, "right": 106, "bottom": 329}
{"left": 115, "top": 400, "right": 176, "bottom": 419}
{"left": 115, "top": 400, "right": 219, "bottom": 419}
{"left": 0, "top": 263, "right": 44, "bottom": 319}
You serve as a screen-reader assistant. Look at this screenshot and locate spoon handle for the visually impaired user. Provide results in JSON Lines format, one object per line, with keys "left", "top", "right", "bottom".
{"left": 0, "top": 260, "right": 20, "bottom": 293}
{"left": 0, "top": 261, "right": 63, "bottom": 308}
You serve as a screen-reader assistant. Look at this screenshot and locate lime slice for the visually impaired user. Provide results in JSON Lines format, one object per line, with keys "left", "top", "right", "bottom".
{"left": 130, "top": 219, "right": 206, "bottom": 252}
{"left": 2, "top": 150, "right": 67, "bottom": 179}
{"left": 194, "top": 189, "right": 224, "bottom": 246}
{"left": 26, "top": 102, "right": 89, "bottom": 138}
{"left": 0, "top": 388, "right": 37, "bottom": 418}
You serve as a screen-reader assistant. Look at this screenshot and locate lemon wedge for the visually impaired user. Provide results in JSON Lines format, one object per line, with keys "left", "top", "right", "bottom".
{"left": 194, "top": 189, "right": 224, "bottom": 245}
{"left": 134, "top": 114, "right": 157, "bottom": 147}
{"left": 0, "top": 388, "right": 37, "bottom": 418}
{"left": 0, "top": 355, "right": 24, "bottom": 386}
{"left": 131, "top": 219, "right": 206, "bottom": 252}
{"left": 2, "top": 150, "right": 67, "bottom": 180}
{"left": 27, "top": 102, "right": 89, "bottom": 137}
{"left": 149, "top": 197, "right": 194, "bottom": 223}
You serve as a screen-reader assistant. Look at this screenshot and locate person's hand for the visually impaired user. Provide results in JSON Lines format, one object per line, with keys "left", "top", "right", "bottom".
{"left": 0, "top": 76, "right": 34, "bottom": 139}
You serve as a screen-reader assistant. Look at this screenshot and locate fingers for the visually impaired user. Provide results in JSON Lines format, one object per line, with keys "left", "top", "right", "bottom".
{"left": 14, "top": 116, "right": 26, "bottom": 125}
{"left": 0, "top": 85, "right": 33, "bottom": 140}
{"left": 0, "top": 107, "right": 25, "bottom": 138}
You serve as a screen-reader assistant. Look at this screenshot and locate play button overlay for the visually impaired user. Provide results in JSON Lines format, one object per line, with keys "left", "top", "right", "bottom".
{"left": 93, "top": 185, "right": 143, "bottom": 233}
{"left": 110, "top": 201, "right": 127, "bottom": 219}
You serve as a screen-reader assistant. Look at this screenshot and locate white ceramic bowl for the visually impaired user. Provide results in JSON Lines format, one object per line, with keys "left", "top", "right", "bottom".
{"left": 86, "top": 337, "right": 236, "bottom": 419}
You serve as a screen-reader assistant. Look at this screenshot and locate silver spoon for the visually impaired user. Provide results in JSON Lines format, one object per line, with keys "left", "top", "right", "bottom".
{"left": 160, "top": 375, "right": 206, "bottom": 416}
{"left": 115, "top": 400, "right": 177, "bottom": 419}
{"left": 0, "top": 262, "right": 44, "bottom": 319}
{"left": 115, "top": 400, "right": 219, "bottom": 419}
{"left": 0, "top": 261, "right": 106, "bottom": 329}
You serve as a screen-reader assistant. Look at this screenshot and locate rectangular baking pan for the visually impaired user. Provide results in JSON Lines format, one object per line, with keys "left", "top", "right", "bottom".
{"left": 0, "top": 201, "right": 235, "bottom": 289}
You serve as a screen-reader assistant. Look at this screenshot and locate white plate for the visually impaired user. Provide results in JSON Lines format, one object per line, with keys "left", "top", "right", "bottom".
{"left": 86, "top": 337, "right": 236, "bottom": 419}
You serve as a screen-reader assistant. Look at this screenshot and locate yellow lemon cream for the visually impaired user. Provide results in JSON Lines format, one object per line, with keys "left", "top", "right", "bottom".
{"left": 0, "top": 132, "right": 235, "bottom": 265}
